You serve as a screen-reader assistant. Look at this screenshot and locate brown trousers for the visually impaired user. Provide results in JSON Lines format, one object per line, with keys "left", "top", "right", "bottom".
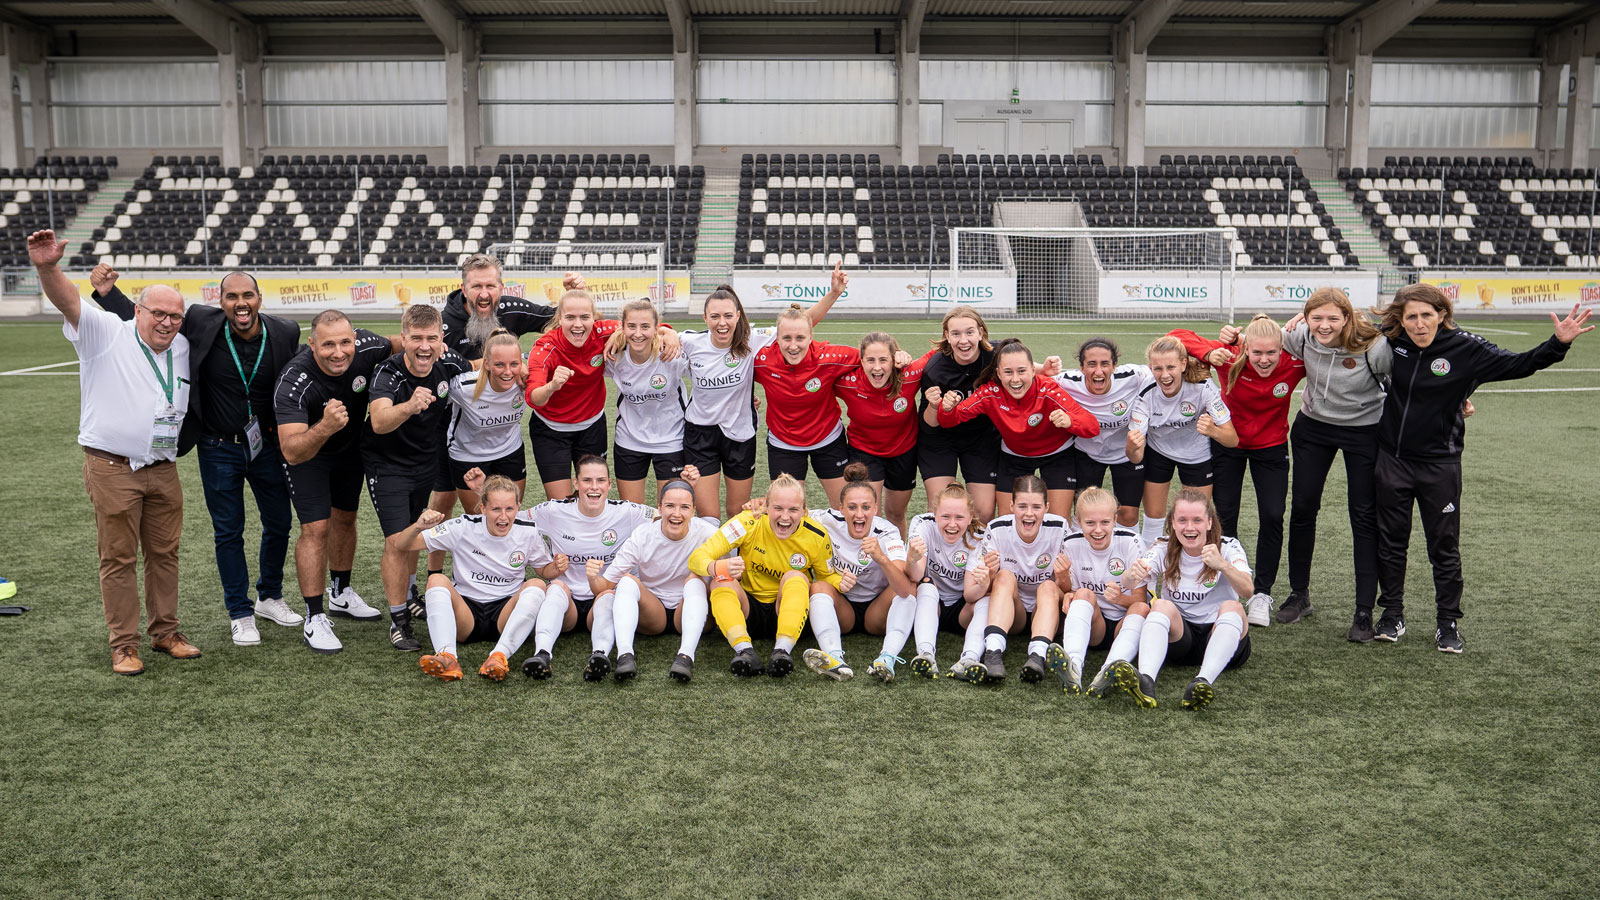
{"left": 82, "top": 451, "right": 183, "bottom": 650}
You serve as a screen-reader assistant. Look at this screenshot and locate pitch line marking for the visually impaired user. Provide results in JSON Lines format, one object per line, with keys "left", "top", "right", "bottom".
{"left": 0, "top": 360, "right": 77, "bottom": 376}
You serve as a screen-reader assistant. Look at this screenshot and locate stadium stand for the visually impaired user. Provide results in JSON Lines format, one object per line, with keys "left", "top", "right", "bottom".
{"left": 0, "top": 156, "right": 106, "bottom": 268}
{"left": 1342, "top": 156, "right": 1600, "bottom": 269}
{"left": 734, "top": 151, "right": 1357, "bottom": 270}
{"left": 71, "top": 153, "right": 701, "bottom": 270}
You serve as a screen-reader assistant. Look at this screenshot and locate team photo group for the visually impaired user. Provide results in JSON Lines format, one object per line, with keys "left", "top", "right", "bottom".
{"left": 29, "top": 226, "right": 1593, "bottom": 710}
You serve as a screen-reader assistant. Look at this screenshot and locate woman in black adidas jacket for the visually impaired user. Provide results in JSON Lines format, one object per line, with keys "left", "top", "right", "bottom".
{"left": 1371, "top": 284, "right": 1592, "bottom": 653}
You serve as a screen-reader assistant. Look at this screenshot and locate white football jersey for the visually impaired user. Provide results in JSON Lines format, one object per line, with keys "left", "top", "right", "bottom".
{"left": 1131, "top": 537, "right": 1250, "bottom": 624}
{"left": 421, "top": 513, "right": 553, "bottom": 602}
{"left": 680, "top": 328, "right": 776, "bottom": 442}
{"left": 533, "top": 497, "right": 658, "bottom": 601}
{"left": 1061, "top": 530, "right": 1146, "bottom": 621}
{"left": 1055, "top": 364, "right": 1153, "bottom": 464}
{"left": 908, "top": 513, "right": 986, "bottom": 605}
{"left": 601, "top": 516, "right": 717, "bottom": 608}
{"left": 607, "top": 351, "right": 689, "bottom": 454}
{"left": 446, "top": 371, "right": 528, "bottom": 462}
{"left": 984, "top": 513, "right": 1070, "bottom": 611}
{"left": 811, "top": 508, "right": 908, "bottom": 603}
{"left": 1130, "top": 379, "right": 1231, "bottom": 465}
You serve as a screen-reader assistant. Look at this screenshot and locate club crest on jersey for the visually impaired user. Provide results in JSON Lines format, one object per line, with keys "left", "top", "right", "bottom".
{"left": 1180, "top": 401, "right": 1197, "bottom": 417}
{"left": 1027, "top": 412, "right": 1044, "bottom": 427}
{"left": 1109, "top": 558, "right": 1126, "bottom": 575}
{"left": 1035, "top": 553, "right": 1051, "bottom": 569}
{"left": 804, "top": 377, "right": 821, "bottom": 393}
{"left": 601, "top": 529, "right": 618, "bottom": 547}
{"left": 857, "top": 550, "right": 871, "bottom": 566}
{"left": 1202, "top": 575, "right": 1218, "bottom": 588}
{"left": 951, "top": 550, "right": 969, "bottom": 568}
{"left": 649, "top": 374, "right": 667, "bottom": 389}
{"left": 1431, "top": 358, "right": 1451, "bottom": 376}
{"left": 590, "top": 354, "right": 604, "bottom": 367}
{"left": 789, "top": 552, "right": 807, "bottom": 569}
{"left": 1111, "top": 400, "right": 1128, "bottom": 416}
{"left": 1272, "top": 383, "right": 1290, "bottom": 398}
{"left": 352, "top": 375, "right": 367, "bottom": 392}
{"left": 512, "top": 394, "right": 524, "bottom": 409}
{"left": 893, "top": 397, "right": 908, "bottom": 413}
{"left": 510, "top": 550, "right": 526, "bottom": 567}
{"left": 723, "top": 353, "right": 739, "bottom": 368}
{"left": 436, "top": 381, "right": 449, "bottom": 397}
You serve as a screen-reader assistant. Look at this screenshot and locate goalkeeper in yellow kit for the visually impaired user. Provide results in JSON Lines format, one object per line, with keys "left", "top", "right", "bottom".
{"left": 688, "top": 474, "right": 850, "bottom": 677}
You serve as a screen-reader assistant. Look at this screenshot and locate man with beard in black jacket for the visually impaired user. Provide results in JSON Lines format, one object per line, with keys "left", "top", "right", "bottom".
{"left": 1370, "top": 283, "right": 1592, "bottom": 653}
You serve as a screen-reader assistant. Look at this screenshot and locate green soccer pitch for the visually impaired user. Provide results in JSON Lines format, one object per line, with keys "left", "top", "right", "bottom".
{"left": 2, "top": 316, "right": 1596, "bottom": 900}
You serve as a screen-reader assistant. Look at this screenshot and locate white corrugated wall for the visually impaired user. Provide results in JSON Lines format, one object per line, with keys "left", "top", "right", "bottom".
{"left": 1371, "top": 62, "right": 1538, "bottom": 149}
{"left": 480, "top": 59, "right": 673, "bottom": 146}
{"left": 50, "top": 60, "right": 220, "bottom": 148}
{"left": 697, "top": 59, "right": 896, "bottom": 145}
{"left": 918, "top": 60, "right": 1113, "bottom": 146}
{"left": 264, "top": 59, "right": 446, "bottom": 147}
{"left": 1147, "top": 61, "right": 1325, "bottom": 147}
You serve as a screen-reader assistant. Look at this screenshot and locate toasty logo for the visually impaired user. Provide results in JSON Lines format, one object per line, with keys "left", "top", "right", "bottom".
{"left": 1431, "top": 359, "right": 1451, "bottom": 376}
{"left": 510, "top": 550, "right": 525, "bottom": 567}
{"left": 893, "top": 397, "right": 908, "bottom": 413}
{"left": 1272, "top": 383, "right": 1290, "bottom": 398}
{"left": 649, "top": 374, "right": 667, "bottom": 389}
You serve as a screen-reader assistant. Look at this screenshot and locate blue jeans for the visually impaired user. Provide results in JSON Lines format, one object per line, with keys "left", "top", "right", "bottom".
{"left": 197, "top": 436, "right": 292, "bottom": 620}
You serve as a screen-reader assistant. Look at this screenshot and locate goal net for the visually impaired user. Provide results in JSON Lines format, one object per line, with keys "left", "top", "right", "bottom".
{"left": 486, "top": 241, "right": 675, "bottom": 313}
{"left": 949, "top": 226, "right": 1236, "bottom": 320}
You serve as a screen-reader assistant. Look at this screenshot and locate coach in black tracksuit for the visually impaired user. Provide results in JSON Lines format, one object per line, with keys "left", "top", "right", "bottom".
{"left": 1372, "top": 284, "right": 1592, "bottom": 653}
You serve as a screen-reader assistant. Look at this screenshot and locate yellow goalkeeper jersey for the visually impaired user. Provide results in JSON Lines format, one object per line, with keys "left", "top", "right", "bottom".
{"left": 688, "top": 510, "right": 842, "bottom": 602}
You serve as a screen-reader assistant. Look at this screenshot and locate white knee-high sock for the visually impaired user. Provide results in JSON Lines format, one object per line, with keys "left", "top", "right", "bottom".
{"left": 913, "top": 582, "right": 940, "bottom": 657}
{"left": 1103, "top": 612, "right": 1144, "bottom": 668}
{"left": 589, "top": 590, "right": 615, "bottom": 655}
{"left": 1140, "top": 514, "right": 1165, "bottom": 549}
{"left": 880, "top": 593, "right": 916, "bottom": 657}
{"left": 1198, "top": 611, "right": 1245, "bottom": 684}
{"left": 677, "top": 579, "right": 709, "bottom": 660}
{"left": 1062, "top": 598, "right": 1095, "bottom": 669}
{"left": 961, "top": 598, "right": 989, "bottom": 661}
{"left": 613, "top": 579, "right": 641, "bottom": 657}
{"left": 424, "top": 586, "right": 456, "bottom": 657}
{"left": 1138, "top": 609, "right": 1172, "bottom": 681}
{"left": 534, "top": 582, "right": 569, "bottom": 655}
{"left": 809, "top": 593, "right": 843, "bottom": 656}
{"left": 491, "top": 584, "right": 546, "bottom": 658}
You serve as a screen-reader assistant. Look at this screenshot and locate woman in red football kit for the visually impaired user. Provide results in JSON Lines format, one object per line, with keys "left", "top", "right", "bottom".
{"left": 1172, "top": 314, "right": 1305, "bottom": 625}
{"left": 753, "top": 304, "right": 865, "bottom": 507}
{"left": 934, "top": 338, "right": 1098, "bottom": 517}
{"left": 525, "top": 283, "right": 677, "bottom": 499}
{"left": 835, "top": 331, "right": 925, "bottom": 535}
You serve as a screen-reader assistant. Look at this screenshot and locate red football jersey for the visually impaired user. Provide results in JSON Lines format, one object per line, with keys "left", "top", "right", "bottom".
{"left": 753, "top": 339, "right": 861, "bottom": 447}
{"left": 525, "top": 320, "right": 621, "bottom": 424}
{"left": 1171, "top": 329, "right": 1306, "bottom": 449}
{"left": 937, "top": 373, "right": 1099, "bottom": 457}
{"left": 835, "top": 355, "right": 926, "bottom": 457}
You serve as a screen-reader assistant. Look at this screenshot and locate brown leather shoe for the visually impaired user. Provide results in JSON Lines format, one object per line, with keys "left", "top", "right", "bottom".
{"left": 152, "top": 633, "right": 202, "bottom": 659}
{"left": 111, "top": 646, "right": 144, "bottom": 676}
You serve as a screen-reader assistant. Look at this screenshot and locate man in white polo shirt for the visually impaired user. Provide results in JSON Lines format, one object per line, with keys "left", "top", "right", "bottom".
{"left": 29, "top": 229, "right": 203, "bottom": 675}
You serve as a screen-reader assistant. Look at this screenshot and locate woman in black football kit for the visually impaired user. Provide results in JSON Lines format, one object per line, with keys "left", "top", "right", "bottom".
{"left": 916, "top": 305, "right": 1001, "bottom": 521}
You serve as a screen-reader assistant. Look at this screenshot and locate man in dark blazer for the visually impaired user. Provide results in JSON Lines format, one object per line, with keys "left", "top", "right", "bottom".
{"left": 92, "top": 264, "right": 305, "bottom": 647}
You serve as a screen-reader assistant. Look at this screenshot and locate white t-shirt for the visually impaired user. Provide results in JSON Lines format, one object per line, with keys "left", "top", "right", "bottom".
{"left": 681, "top": 327, "right": 776, "bottom": 442}
{"left": 1055, "top": 364, "right": 1152, "bottom": 464}
{"left": 1130, "top": 379, "right": 1231, "bottom": 465}
{"left": 607, "top": 351, "right": 689, "bottom": 454}
{"left": 601, "top": 517, "right": 717, "bottom": 608}
{"left": 65, "top": 304, "right": 192, "bottom": 470}
{"left": 421, "top": 513, "right": 553, "bottom": 602}
{"left": 447, "top": 371, "right": 527, "bottom": 461}
{"left": 1131, "top": 537, "right": 1251, "bottom": 624}
{"left": 983, "top": 513, "right": 1070, "bottom": 611}
{"left": 811, "top": 508, "right": 907, "bottom": 603}
{"left": 908, "top": 513, "right": 986, "bottom": 605}
{"left": 1061, "top": 530, "right": 1146, "bottom": 621}
{"left": 533, "top": 497, "right": 658, "bottom": 601}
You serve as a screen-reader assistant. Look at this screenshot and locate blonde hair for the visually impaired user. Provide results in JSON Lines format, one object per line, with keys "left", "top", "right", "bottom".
{"left": 1306, "top": 287, "right": 1381, "bottom": 353}
{"left": 1145, "top": 335, "right": 1210, "bottom": 384}
{"left": 932, "top": 305, "right": 993, "bottom": 357}
{"left": 1073, "top": 486, "right": 1117, "bottom": 520}
{"left": 766, "top": 473, "right": 806, "bottom": 505}
{"left": 556, "top": 288, "right": 594, "bottom": 319}
{"left": 1161, "top": 489, "right": 1222, "bottom": 591}
{"left": 603, "top": 299, "right": 661, "bottom": 359}
{"left": 776, "top": 302, "right": 811, "bottom": 328}
{"left": 1227, "top": 314, "right": 1282, "bottom": 391}
{"left": 934, "top": 483, "right": 985, "bottom": 550}
{"left": 474, "top": 329, "right": 521, "bottom": 402}
{"left": 478, "top": 474, "right": 522, "bottom": 509}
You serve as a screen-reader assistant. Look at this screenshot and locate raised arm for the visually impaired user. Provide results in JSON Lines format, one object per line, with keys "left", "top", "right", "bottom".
{"left": 27, "top": 230, "right": 81, "bottom": 329}
{"left": 806, "top": 260, "right": 849, "bottom": 325}
{"left": 89, "top": 263, "right": 135, "bottom": 321}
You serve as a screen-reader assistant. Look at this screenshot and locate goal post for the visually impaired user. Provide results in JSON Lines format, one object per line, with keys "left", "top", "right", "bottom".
{"left": 486, "top": 241, "right": 671, "bottom": 313}
{"left": 949, "top": 226, "right": 1237, "bottom": 321}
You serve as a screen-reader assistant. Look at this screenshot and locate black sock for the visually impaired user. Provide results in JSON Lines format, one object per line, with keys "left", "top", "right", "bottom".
{"left": 329, "top": 569, "right": 351, "bottom": 594}
{"left": 305, "top": 594, "right": 325, "bottom": 617}
{"left": 427, "top": 568, "right": 442, "bottom": 577}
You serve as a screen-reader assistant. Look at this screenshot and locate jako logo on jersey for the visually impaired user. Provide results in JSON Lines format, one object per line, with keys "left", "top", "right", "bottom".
{"left": 1180, "top": 401, "right": 1197, "bottom": 417}
{"left": 893, "top": 397, "right": 908, "bottom": 413}
{"left": 1272, "top": 383, "right": 1290, "bottom": 398}
{"left": 352, "top": 376, "right": 367, "bottom": 392}
{"left": 590, "top": 354, "right": 604, "bottom": 367}
{"left": 1109, "top": 557, "right": 1125, "bottom": 575}
{"left": 510, "top": 550, "right": 525, "bottom": 567}
{"left": 1431, "top": 359, "right": 1451, "bottom": 376}
{"left": 789, "top": 552, "right": 807, "bottom": 569}
{"left": 601, "top": 529, "right": 618, "bottom": 547}
{"left": 1111, "top": 400, "right": 1129, "bottom": 416}
{"left": 951, "top": 550, "right": 969, "bottom": 568}
{"left": 1027, "top": 412, "right": 1044, "bottom": 426}
{"left": 1035, "top": 553, "right": 1051, "bottom": 569}
{"left": 649, "top": 374, "right": 667, "bottom": 389}
{"left": 805, "top": 377, "right": 822, "bottom": 393}
{"left": 723, "top": 353, "right": 739, "bottom": 368}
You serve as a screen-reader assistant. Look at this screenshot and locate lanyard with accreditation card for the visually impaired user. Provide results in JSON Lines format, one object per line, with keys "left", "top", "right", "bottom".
{"left": 138, "top": 336, "right": 183, "bottom": 453}
{"left": 225, "top": 326, "right": 266, "bottom": 460}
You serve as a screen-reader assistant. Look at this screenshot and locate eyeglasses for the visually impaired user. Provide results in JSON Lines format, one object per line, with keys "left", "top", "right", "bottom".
{"left": 137, "top": 304, "right": 185, "bottom": 325}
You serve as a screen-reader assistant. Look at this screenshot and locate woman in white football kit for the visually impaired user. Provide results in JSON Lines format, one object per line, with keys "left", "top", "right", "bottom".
{"left": 1054, "top": 488, "right": 1149, "bottom": 697}
{"left": 803, "top": 463, "right": 917, "bottom": 683}
{"left": 1110, "top": 489, "right": 1253, "bottom": 710}
{"left": 1125, "top": 335, "right": 1240, "bottom": 549}
{"left": 680, "top": 275, "right": 840, "bottom": 520}
{"left": 445, "top": 330, "right": 529, "bottom": 514}
{"left": 390, "top": 474, "right": 563, "bottom": 682}
{"left": 970, "top": 475, "right": 1072, "bottom": 685}
{"left": 1055, "top": 338, "right": 1153, "bottom": 528}
{"left": 905, "top": 483, "right": 994, "bottom": 681}
{"left": 587, "top": 469, "right": 717, "bottom": 683}
{"left": 518, "top": 455, "right": 658, "bottom": 682}
{"left": 604, "top": 298, "right": 691, "bottom": 504}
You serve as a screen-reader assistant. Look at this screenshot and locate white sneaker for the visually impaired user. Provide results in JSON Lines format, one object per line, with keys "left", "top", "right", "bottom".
{"left": 326, "top": 586, "right": 380, "bottom": 621}
{"left": 254, "top": 596, "right": 304, "bottom": 627}
{"left": 1247, "top": 592, "right": 1274, "bottom": 628}
{"left": 230, "top": 616, "right": 261, "bottom": 646}
{"left": 303, "top": 613, "right": 343, "bottom": 654}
